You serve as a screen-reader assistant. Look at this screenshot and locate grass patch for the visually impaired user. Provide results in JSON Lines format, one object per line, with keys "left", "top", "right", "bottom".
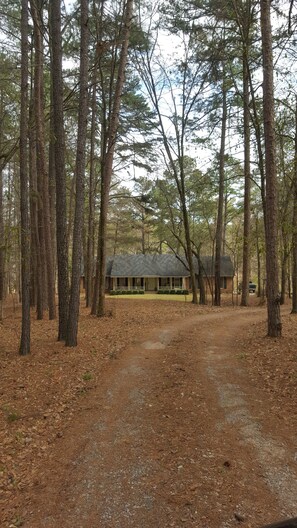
{"left": 11, "top": 515, "right": 24, "bottom": 527}
{"left": 107, "top": 293, "right": 193, "bottom": 302}
{"left": 2, "top": 405, "right": 21, "bottom": 423}
{"left": 82, "top": 371, "right": 92, "bottom": 381}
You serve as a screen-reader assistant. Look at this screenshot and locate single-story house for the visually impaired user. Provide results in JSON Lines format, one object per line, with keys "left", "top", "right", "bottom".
{"left": 105, "top": 254, "right": 234, "bottom": 293}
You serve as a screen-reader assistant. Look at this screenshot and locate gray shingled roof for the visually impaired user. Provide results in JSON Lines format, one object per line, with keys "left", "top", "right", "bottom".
{"left": 106, "top": 254, "right": 234, "bottom": 277}
{"left": 199, "top": 255, "right": 234, "bottom": 277}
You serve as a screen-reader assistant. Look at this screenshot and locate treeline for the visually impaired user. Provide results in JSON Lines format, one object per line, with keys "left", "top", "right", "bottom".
{"left": 0, "top": 0, "right": 296, "bottom": 352}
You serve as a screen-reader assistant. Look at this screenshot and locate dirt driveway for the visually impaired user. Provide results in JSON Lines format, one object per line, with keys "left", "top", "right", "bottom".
{"left": 15, "top": 307, "right": 297, "bottom": 527}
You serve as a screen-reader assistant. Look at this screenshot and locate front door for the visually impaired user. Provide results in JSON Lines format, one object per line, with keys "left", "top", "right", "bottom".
{"left": 146, "top": 278, "right": 157, "bottom": 291}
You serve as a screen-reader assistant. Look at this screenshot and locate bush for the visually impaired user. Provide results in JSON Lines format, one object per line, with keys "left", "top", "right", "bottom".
{"left": 110, "top": 289, "right": 146, "bottom": 295}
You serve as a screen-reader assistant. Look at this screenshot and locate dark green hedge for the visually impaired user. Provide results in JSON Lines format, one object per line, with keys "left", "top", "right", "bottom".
{"left": 158, "top": 289, "right": 189, "bottom": 295}
{"left": 110, "top": 290, "right": 145, "bottom": 295}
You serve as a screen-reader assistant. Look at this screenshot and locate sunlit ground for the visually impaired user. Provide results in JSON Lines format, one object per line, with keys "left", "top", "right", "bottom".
{"left": 106, "top": 292, "right": 241, "bottom": 304}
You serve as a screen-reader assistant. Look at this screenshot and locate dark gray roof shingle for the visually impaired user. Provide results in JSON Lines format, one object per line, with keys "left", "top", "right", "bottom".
{"left": 106, "top": 254, "right": 234, "bottom": 278}
{"left": 109, "top": 254, "right": 189, "bottom": 277}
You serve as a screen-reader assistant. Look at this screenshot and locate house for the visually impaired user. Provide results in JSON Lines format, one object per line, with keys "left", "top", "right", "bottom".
{"left": 105, "top": 254, "right": 234, "bottom": 293}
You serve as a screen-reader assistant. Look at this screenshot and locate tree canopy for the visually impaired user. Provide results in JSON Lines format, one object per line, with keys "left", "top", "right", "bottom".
{"left": 1, "top": 0, "right": 297, "bottom": 346}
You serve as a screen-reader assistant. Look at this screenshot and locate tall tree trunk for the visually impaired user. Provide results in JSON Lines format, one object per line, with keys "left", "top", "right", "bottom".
{"left": 247, "top": 63, "right": 266, "bottom": 228}
{"left": 50, "top": 0, "right": 69, "bottom": 340}
{"left": 66, "top": 173, "right": 76, "bottom": 249}
{"left": 28, "top": 60, "right": 36, "bottom": 311}
{"left": 85, "top": 77, "right": 97, "bottom": 308}
{"left": 280, "top": 247, "right": 289, "bottom": 306}
{"left": 32, "top": 0, "right": 56, "bottom": 319}
{"left": 0, "top": 92, "right": 4, "bottom": 322}
{"left": 278, "top": 131, "right": 290, "bottom": 306}
{"left": 214, "top": 69, "right": 227, "bottom": 307}
{"left": 255, "top": 214, "right": 262, "bottom": 298}
{"left": 29, "top": 100, "right": 43, "bottom": 317}
{"left": 181, "top": 194, "right": 198, "bottom": 304}
{"left": 94, "top": 0, "right": 134, "bottom": 317}
{"left": 48, "top": 131, "right": 56, "bottom": 282}
{"left": 0, "top": 165, "right": 3, "bottom": 322}
{"left": 260, "top": 0, "right": 281, "bottom": 336}
{"left": 240, "top": 49, "right": 251, "bottom": 307}
{"left": 193, "top": 246, "right": 206, "bottom": 305}
{"left": 19, "top": 0, "right": 30, "bottom": 355}
{"left": 291, "top": 99, "right": 297, "bottom": 313}
{"left": 48, "top": 16, "right": 57, "bottom": 283}
{"left": 66, "top": 0, "right": 89, "bottom": 347}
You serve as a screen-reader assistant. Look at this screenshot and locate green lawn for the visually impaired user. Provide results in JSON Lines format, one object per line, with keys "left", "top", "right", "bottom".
{"left": 106, "top": 293, "right": 193, "bottom": 302}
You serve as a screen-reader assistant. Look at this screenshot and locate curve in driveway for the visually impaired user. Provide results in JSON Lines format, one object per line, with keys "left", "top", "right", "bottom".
{"left": 21, "top": 308, "right": 297, "bottom": 528}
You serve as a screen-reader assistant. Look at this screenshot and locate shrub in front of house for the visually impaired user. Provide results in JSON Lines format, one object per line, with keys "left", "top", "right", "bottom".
{"left": 157, "top": 289, "right": 189, "bottom": 295}
{"left": 111, "top": 289, "right": 188, "bottom": 296}
{"left": 110, "top": 289, "right": 145, "bottom": 295}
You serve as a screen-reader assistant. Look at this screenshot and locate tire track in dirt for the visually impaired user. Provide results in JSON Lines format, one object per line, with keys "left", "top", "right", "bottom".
{"left": 201, "top": 311, "right": 297, "bottom": 521}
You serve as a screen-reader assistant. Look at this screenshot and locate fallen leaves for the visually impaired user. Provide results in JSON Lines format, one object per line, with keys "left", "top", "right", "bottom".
{"left": 1, "top": 298, "right": 297, "bottom": 528}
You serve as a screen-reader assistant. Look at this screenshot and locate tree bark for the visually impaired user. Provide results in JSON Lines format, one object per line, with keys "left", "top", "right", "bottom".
{"left": 291, "top": 99, "right": 297, "bottom": 313}
{"left": 260, "top": 0, "right": 281, "bottom": 336}
{"left": 66, "top": 0, "right": 89, "bottom": 346}
{"left": 19, "top": 0, "right": 30, "bottom": 355}
{"left": 180, "top": 193, "right": 198, "bottom": 304}
{"left": 32, "top": 0, "right": 56, "bottom": 319}
{"left": 28, "top": 99, "right": 43, "bottom": 317}
{"left": 214, "top": 68, "right": 227, "bottom": 307}
{"left": 0, "top": 165, "right": 4, "bottom": 322}
{"left": 255, "top": 213, "right": 262, "bottom": 298}
{"left": 50, "top": 0, "right": 69, "bottom": 340}
{"left": 194, "top": 247, "right": 206, "bottom": 305}
{"left": 85, "top": 77, "right": 97, "bottom": 308}
{"left": 0, "top": 91, "right": 4, "bottom": 322}
{"left": 240, "top": 42, "right": 251, "bottom": 307}
{"left": 94, "top": 0, "right": 134, "bottom": 317}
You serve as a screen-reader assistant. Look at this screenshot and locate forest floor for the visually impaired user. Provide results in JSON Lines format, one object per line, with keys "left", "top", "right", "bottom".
{"left": 1, "top": 295, "right": 297, "bottom": 528}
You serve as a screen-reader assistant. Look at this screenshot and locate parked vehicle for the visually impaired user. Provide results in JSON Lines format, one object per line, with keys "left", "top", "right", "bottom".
{"left": 238, "top": 281, "right": 257, "bottom": 294}
{"left": 248, "top": 282, "right": 256, "bottom": 293}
